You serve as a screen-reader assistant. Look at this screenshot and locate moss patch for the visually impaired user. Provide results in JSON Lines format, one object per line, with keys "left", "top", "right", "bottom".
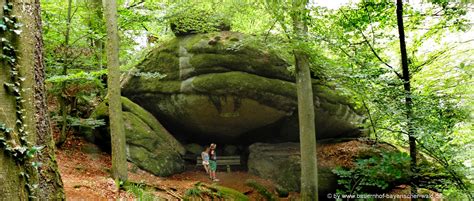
{"left": 121, "top": 97, "right": 185, "bottom": 155}
{"left": 88, "top": 97, "right": 185, "bottom": 176}
{"left": 184, "top": 182, "right": 249, "bottom": 201}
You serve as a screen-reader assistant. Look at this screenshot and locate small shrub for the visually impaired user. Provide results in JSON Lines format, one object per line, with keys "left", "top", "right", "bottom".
{"left": 332, "top": 151, "right": 411, "bottom": 195}
{"left": 184, "top": 184, "right": 204, "bottom": 200}
{"left": 124, "top": 182, "right": 159, "bottom": 201}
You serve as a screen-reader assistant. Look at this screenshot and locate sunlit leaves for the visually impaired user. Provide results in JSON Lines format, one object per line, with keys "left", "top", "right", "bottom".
{"left": 333, "top": 151, "right": 411, "bottom": 194}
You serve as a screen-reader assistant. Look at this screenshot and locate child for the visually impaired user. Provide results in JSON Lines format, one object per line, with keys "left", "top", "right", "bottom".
{"left": 209, "top": 143, "right": 219, "bottom": 181}
{"left": 201, "top": 147, "right": 210, "bottom": 174}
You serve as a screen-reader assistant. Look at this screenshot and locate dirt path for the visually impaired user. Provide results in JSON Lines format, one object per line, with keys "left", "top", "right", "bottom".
{"left": 57, "top": 138, "right": 296, "bottom": 200}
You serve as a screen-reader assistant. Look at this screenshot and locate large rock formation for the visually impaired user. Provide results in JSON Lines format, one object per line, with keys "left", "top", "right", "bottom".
{"left": 247, "top": 140, "right": 403, "bottom": 194}
{"left": 87, "top": 97, "right": 186, "bottom": 176}
{"left": 122, "top": 31, "right": 365, "bottom": 144}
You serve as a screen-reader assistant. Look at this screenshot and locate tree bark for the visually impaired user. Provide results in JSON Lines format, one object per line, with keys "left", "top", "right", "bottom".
{"left": 396, "top": 0, "right": 417, "bottom": 194}
{"left": 1, "top": 0, "right": 64, "bottom": 199}
{"left": 103, "top": 0, "right": 128, "bottom": 181}
{"left": 291, "top": 0, "right": 318, "bottom": 200}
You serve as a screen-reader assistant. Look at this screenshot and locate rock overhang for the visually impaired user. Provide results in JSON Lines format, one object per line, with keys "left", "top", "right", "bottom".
{"left": 122, "top": 31, "right": 366, "bottom": 144}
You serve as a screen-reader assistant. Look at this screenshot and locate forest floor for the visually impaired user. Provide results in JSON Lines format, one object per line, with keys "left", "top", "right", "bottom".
{"left": 56, "top": 137, "right": 297, "bottom": 200}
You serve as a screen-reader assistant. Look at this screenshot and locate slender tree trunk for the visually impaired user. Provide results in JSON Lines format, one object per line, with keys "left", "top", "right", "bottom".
{"left": 362, "top": 99, "right": 378, "bottom": 142}
{"left": 1, "top": 0, "right": 64, "bottom": 199}
{"left": 291, "top": 0, "right": 318, "bottom": 199}
{"left": 396, "top": 0, "right": 417, "bottom": 194}
{"left": 57, "top": 0, "right": 73, "bottom": 147}
{"left": 88, "top": 0, "right": 104, "bottom": 69}
{"left": 103, "top": 0, "right": 128, "bottom": 181}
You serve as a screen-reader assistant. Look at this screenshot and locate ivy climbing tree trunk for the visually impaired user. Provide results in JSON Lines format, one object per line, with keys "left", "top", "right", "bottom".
{"left": 291, "top": 0, "right": 319, "bottom": 199}
{"left": 396, "top": 0, "right": 417, "bottom": 194}
{"left": 103, "top": 0, "right": 128, "bottom": 181}
{"left": 0, "top": 0, "right": 64, "bottom": 199}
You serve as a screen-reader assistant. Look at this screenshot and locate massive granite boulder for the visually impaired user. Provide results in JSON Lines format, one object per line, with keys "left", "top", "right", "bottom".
{"left": 247, "top": 140, "right": 403, "bottom": 194}
{"left": 122, "top": 31, "right": 365, "bottom": 144}
{"left": 87, "top": 97, "right": 186, "bottom": 176}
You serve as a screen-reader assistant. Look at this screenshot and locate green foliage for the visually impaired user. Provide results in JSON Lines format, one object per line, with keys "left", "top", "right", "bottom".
{"left": 123, "top": 182, "right": 158, "bottom": 201}
{"left": 184, "top": 182, "right": 249, "bottom": 201}
{"left": 333, "top": 151, "right": 411, "bottom": 194}
{"left": 308, "top": 1, "right": 473, "bottom": 197}
{"left": 0, "top": 3, "right": 22, "bottom": 64}
{"left": 0, "top": 124, "right": 43, "bottom": 161}
{"left": 46, "top": 69, "right": 106, "bottom": 84}
{"left": 46, "top": 70, "right": 106, "bottom": 107}
{"left": 42, "top": 0, "right": 106, "bottom": 74}
{"left": 46, "top": 70, "right": 106, "bottom": 138}
{"left": 184, "top": 183, "right": 204, "bottom": 200}
{"left": 184, "top": 182, "right": 209, "bottom": 200}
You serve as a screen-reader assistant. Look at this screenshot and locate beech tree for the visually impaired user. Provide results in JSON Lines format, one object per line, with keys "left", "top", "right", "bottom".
{"left": 0, "top": 0, "right": 64, "bottom": 199}
{"left": 263, "top": 0, "right": 319, "bottom": 199}
{"left": 291, "top": 0, "right": 319, "bottom": 199}
{"left": 103, "top": 0, "right": 128, "bottom": 181}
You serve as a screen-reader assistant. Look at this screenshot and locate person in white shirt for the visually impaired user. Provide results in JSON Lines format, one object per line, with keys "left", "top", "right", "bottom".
{"left": 201, "top": 147, "right": 210, "bottom": 174}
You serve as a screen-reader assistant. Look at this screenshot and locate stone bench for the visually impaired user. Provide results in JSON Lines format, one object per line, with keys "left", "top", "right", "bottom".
{"left": 196, "top": 155, "right": 241, "bottom": 172}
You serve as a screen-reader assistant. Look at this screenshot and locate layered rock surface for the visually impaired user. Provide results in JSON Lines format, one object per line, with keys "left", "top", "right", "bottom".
{"left": 87, "top": 97, "right": 185, "bottom": 176}
{"left": 122, "top": 31, "right": 365, "bottom": 143}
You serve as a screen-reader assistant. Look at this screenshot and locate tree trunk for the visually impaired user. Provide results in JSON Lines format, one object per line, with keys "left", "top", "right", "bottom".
{"left": 56, "top": 0, "right": 73, "bottom": 147}
{"left": 396, "top": 0, "right": 417, "bottom": 194}
{"left": 291, "top": 0, "right": 319, "bottom": 199}
{"left": 103, "top": 0, "right": 128, "bottom": 181}
{"left": 1, "top": 0, "right": 65, "bottom": 199}
{"left": 88, "top": 0, "right": 104, "bottom": 69}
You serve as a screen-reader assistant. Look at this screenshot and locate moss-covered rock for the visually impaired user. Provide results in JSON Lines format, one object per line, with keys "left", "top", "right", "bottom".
{"left": 247, "top": 140, "right": 402, "bottom": 194}
{"left": 88, "top": 97, "right": 185, "bottom": 176}
{"left": 185, "top": 183, "right": 249, "bottom": 201}
{"left": 122, "top": 31, "right": 365, "bottom": 143}
{"left": 168, "top": 7, "right": 230, "bottom": 36}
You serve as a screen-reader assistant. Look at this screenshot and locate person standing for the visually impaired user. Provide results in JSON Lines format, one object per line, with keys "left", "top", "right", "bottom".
{"left": 209, "top": 143, "right": 219, "bottom": 181}
{"left": 201, "top": 147, "right": 210, "bottom": 175}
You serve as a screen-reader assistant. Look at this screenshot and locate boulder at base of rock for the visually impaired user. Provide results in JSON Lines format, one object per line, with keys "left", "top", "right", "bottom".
{"left": 87, "top": 97, "right": 186, "bottom": 176}
{"left": 247, "top": 139, "right": 400, "bottom": 194}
